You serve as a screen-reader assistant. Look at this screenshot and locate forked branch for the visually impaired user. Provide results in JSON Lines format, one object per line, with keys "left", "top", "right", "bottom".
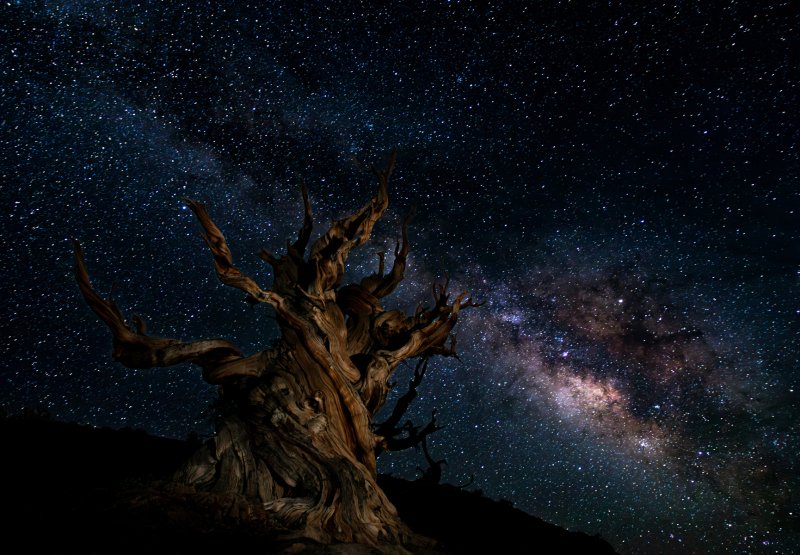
{"left": 365, "top": 205, "right": 415, "bottom": 299}
{"left": 387, "top": 287, "right": 481, "bottom": 363}
{"left": 375, "top": 358, "right": 428, "bottom": 440}
{"left": 382, "top": 409, "right": 442, "bottom": 453}
{"left": 306, "top": 151, "right": 396, "bottom": 295}
{"left": 416, "top": 436, "right": 446, "bottom": 485}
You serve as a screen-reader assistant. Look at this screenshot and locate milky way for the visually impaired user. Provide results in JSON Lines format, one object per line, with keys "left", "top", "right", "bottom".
{"left": 2, "top": 2, "right": 798, "bottom": 553}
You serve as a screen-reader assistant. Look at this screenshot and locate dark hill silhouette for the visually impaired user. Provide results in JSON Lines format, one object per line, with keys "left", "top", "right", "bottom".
{"left": 0, "top": 413, "right": 617, "bottom": 554}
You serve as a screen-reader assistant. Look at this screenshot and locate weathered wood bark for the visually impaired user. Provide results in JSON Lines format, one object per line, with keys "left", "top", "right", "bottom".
{"left": 74, "top": 154, "right": 478, "bottom": 548}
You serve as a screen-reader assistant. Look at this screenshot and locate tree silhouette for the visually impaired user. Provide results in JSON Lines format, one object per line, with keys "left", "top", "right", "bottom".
{"left": 73, "top": 153, "right": 479, "bottom": 547}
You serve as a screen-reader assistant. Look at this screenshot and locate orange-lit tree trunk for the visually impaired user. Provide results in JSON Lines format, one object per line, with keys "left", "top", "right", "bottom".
{"left": 73, "top": 153, "right": 477, "bottom": 547}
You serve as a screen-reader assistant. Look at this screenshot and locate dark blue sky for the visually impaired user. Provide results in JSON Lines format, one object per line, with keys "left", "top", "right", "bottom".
{"left": 2, "top": 2, "right": 798, "bottom": 553}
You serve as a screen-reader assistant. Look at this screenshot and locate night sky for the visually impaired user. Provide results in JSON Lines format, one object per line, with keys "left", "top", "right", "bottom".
{"left": 2, "top": 2, "right": 798, "bottom": 553}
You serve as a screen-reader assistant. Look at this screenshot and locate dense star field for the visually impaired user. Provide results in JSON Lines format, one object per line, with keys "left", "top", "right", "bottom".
{"left": 2, "top": 2, "right": 797, "bottom": 553}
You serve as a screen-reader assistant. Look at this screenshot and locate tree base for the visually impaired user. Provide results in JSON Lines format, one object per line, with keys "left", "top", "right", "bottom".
{"left": 170, "top": 408, "right": 425, "bottom": 548}
{"left": 121, "top": 483, "right": 437, "bottom": 554}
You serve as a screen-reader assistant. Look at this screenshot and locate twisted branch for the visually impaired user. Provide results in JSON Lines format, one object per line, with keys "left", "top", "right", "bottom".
{"left": 184, "top": 198, "right": 276, "bottom": 306}
{"left": 306, "top": 151, "right": 396, "bottom": 296}
{"left": 73, "top": 239, "right": 247, "bottom": 383}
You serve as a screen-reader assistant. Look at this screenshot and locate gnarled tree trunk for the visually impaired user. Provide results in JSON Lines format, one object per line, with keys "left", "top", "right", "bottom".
{"left": 73, "top": 153, "right": 478, "bottom": 548}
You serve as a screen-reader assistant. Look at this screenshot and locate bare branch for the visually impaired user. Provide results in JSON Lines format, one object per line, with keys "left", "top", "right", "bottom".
{"left": 306, "top": 152, "right": 396, "bottom": 295}
{"left": 183, "top": 198, "right": 274, "bottom": 306}
{"left": 416, "top": 435, "right": 446, "bottom": 485}
{"left": 291, "top": 180, "right": 314, "bottom": 256}
{"left": 387, "top": 290, "right": 474, "bottom": 363}
{"left": 381, "top": 409, "right": 442, "bottom": 452}
{"left": 73, "top": 240, "right": 244, "bottom": 380}
{"left": 377, "top": 251, "right": 385, "bottom": 277}
{"left": 370, "top": 205, "right": 415, "bottom": 299}
{"left": 370, "top": 274, "right": 483, "bottom": 365}
{"left": 375, "top": 358, "right": 428, "bottom": 440}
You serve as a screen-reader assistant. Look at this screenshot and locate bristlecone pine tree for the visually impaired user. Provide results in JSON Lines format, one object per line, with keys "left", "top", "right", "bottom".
{"left": 73, "top": 153, "right": 479, "bottom": 548}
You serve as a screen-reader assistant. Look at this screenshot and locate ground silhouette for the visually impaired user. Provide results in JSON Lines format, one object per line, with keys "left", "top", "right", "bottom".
{"left": 0, "top": 413, "right": 618, "bottom": 554}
